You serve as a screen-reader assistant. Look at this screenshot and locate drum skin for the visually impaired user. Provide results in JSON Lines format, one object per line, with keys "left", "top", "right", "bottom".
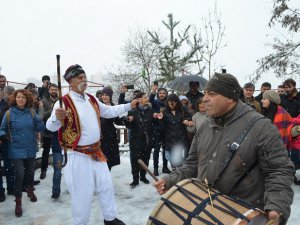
{"left": 147, "top": 178, "right": 266, "bottom": 225}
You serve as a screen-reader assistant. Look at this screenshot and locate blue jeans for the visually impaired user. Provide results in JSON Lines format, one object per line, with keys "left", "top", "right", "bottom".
{"left": 52, "top": 152, "right": 63, "bottom": 194}
{"left": 165, "top": 145, "right": 187, "bottom": 169}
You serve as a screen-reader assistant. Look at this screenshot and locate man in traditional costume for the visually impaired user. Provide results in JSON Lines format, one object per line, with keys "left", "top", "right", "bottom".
{"left": 46, "top": 64, "right": 138, "bottom": 225}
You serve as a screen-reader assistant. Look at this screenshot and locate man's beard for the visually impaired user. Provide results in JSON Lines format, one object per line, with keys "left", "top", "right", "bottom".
{"left": 77, "top": 82, "right": 86, "bottom": 92}
{"left": 50, "top": 93, "right": 58, "bottom": 99}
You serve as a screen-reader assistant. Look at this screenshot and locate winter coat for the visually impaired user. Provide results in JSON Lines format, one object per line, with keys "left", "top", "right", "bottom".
{"left": 185, "top": 91, "right": 204, "bottom": 110}
{"left": 124, "top": 104, "right": 155, "bottom": 151}
{"left": 291, "top": 116, "right": 300, "bottom": 151}
{"left": 186, "top": 111, "right": 207, "bottom": 134}
{"left": 245, "top": 97, "right": 261, "bottom": 113}
{"left": 159, "top": 108, "right": 191, "bottom": 151}
{"left": 40, "top": 97, "right": 57, "bottom": 137}
{"left": 163, "top": 101, "right": 294, "bottom": 223}
{"left": 149, "top": 93, "right": 166, "bottom": 113}
{"left": 100, "top": 109, "right": 124, "bottom": 168}
{"left": 280, "top": 92, "right": 300, "bottom": 118}
{"left": 0, "top": 106, "right": 45, "bottom": 159}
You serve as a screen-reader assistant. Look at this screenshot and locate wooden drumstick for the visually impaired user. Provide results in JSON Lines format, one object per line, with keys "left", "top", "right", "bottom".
{"left": 138, "top": 159, "right": 159, "bottom": 181}
{"left": 266, "top": 212, "right": 282, "bottom": 225}
{"left": 205, "top": 178, "right": 217, "bottom": 225}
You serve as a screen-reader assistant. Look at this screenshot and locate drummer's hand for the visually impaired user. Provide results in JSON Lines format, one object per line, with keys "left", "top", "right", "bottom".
{"left": 55, "top": 108, "right": 67, "bottom": 121}
{"left": 154, "top": 179, "right": 167, "bottom": 195}
{"left": 267, "top": 211, "right": 282, "bottom": 225}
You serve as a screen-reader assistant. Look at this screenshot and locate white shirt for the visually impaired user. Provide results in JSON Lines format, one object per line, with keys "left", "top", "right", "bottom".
{"left": 46, "top": 90, "right": 131, "bottom": 146}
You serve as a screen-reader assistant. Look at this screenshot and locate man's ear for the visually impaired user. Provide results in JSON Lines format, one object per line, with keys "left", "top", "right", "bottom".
{"left": 226, "top": 98, "right": 235, "bottom": 104}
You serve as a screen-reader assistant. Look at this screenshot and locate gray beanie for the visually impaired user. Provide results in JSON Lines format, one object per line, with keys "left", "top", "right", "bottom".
{"left": 263, "top": 90, "right": 281, "bottom": 105}
{"left": 205, "top": 73, "right": 241, "bottom": 101}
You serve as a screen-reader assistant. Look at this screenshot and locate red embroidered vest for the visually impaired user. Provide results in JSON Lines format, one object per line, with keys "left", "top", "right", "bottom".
{"left": 58, "top": 93, "right": 100, "bottom": 149}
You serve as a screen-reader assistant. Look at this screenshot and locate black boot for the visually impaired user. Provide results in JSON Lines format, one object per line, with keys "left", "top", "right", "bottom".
{"left": 51, "top": 192, "right": 60, "bottom": 199}
{"left": 294, "top": 175, "right": 300, "bottom": 185}
{"left": 140, "top": 176, "right": 150, "bottom": 184}
{"left": 40, "top": 171, "right": 46, "bottom": 180}
{"left": 162, "top": 166, "right": 171, "bottom": 174}
{"left": 104, "top": 218, "right": 126, "bottom": 225}
{"left": 0, "top": 191, "right": 5, "bottom": 202}
{"left": 130, "top": 180, "right": 139, "bottom": 188}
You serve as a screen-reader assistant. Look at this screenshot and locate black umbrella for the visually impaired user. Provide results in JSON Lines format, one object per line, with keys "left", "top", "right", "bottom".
{"left": 167, "top": 75, "right": 208, "bottom": 91}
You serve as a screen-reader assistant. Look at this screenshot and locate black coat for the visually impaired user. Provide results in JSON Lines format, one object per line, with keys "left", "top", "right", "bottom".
{"left": 124, "top": 105, "right": 156, "bottom": 151}
{"left": 100, "top": 115, "right": 124, "bottom": 169}
{"left": 160, "top": 108, "right": 191, "bottom": 150}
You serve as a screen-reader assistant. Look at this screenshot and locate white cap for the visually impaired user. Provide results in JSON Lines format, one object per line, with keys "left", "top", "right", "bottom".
{"left": 179, "top": 95, "right": 188, "bottom": 101}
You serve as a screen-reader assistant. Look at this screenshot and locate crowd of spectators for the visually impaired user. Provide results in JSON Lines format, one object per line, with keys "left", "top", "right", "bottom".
{"left": 0, "top": 72, "right": 300, "bottom": 221}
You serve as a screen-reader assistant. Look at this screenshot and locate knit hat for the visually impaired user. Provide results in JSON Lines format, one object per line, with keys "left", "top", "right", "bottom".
{"left": 101, "top": 87, "right": 113, "bottom": 98}
{"left": 263, "top": 90, "right": 281, "bottom": 105}
{"left": 205, "top": 73, "right": 241, "bottom": 101}
{"left": 179, "top": 95, "right": 188, "bottom": 101}
{"left": 96, "top": 90, "right": 102, "bottom": 96}
{"left": 64, "top": 64, "right": 85, "bottom": 83}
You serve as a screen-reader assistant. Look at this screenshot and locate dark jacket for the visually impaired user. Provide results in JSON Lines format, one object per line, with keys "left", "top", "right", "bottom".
{"left": 280, "top": 92, "right": 300, "bottom": 118}
{"left": 124, "top": 104, "right": 155, "bottom": 150}
{"left": 118, "top": 92, "right": 130, "bottom": 104}
{"left": 38, "top": 86, "right": 50, "bottom": 100}
{"left": 163, "top": 101, "right": 294, "bottom": 224}
{"left": 40, "top": 97, "right": 57, "bottom": 137}
{"left": 255, "top": 92, "right": 263, "bottom": 103}
{"left": 160, "top": 107, "right": 191, "bottom": 150}
{"left": 185, "top": 91, "right": 204, "bottom": 109}
{"left": 100, "top": 107, "right": 124, "bottom": 168}
{"left": 149, "top": 93, "right": 166, "bottom": 113}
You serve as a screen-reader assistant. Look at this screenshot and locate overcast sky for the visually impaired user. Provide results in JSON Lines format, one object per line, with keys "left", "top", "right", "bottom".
{"left": 0, "top": 0, "right": 291, "bottom": 88}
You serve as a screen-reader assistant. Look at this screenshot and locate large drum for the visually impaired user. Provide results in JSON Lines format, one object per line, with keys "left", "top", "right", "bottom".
{"left": 147, "top": 178, "right": 266, "bottom": 225}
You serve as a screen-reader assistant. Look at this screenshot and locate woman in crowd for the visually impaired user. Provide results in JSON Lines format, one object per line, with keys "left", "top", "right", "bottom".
{"left": 157, "top": 94, "right": 192, "bottom": 169}
{"left": 179, "top": 95, "right": 195, "bottom": 115}
{"left": 124, "top": 92, "right": 155, "bottom": 188}
{"left": 290, "top": 116, "right": 300, "bottom": 184}
{"left": 0, "top": 89, "right": 45, "bottom": 217}
{"left": 100, "top": 87, "right": 124, "bottom": 170}
{"left": 186, "top": 97, "right": 207, "bottom": 135}
{"left": 261, "top": 90, "right": 293, "bottom": 148}
{"left": 262, "top": 90, "right": 300, "bottom": 186}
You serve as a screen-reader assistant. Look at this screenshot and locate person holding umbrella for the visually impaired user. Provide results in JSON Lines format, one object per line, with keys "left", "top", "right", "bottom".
{"left": 185, "top": 81, "right": 204, "bottom": 110}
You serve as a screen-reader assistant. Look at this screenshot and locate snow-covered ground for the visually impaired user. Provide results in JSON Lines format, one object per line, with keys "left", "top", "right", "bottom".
{"left": 0, "top": 151, "right": 299, "bottom": 225}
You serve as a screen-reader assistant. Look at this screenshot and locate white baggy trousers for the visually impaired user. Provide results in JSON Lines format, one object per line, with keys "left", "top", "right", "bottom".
{"left": 63, "top": 152, "right": 117, "bottom": 225}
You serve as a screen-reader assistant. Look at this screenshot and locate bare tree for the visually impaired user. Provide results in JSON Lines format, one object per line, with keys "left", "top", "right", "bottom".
{"left": 188, "top": 6, "right": 226, "bottom": 79}
{"left": 108, "top": 26, "right": 161, "bottom": 93}
{"left": 254, "top": 0, "right": 300, "bottom": 82}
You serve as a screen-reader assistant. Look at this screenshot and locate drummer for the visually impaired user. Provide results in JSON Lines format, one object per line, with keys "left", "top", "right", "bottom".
{"left": 154, "top": 73, "right": 294, "bottom": 225}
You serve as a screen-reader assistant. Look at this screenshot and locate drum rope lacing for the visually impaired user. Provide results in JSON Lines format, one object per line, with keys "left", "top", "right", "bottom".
{"left": 149, "top": 179, "right": 257, "bottom": 225}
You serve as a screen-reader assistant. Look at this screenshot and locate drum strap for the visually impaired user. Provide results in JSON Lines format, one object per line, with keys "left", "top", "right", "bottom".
{"left": 224, "top": 115, "right": 264, "bottom": 166}
{"left": 215, "top": 115, "right": 264, "bottom": 189}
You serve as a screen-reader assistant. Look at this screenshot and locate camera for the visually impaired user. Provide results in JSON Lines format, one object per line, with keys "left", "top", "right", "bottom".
{"left": 126, "top": 84, "right": 134, "bottom": 89}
